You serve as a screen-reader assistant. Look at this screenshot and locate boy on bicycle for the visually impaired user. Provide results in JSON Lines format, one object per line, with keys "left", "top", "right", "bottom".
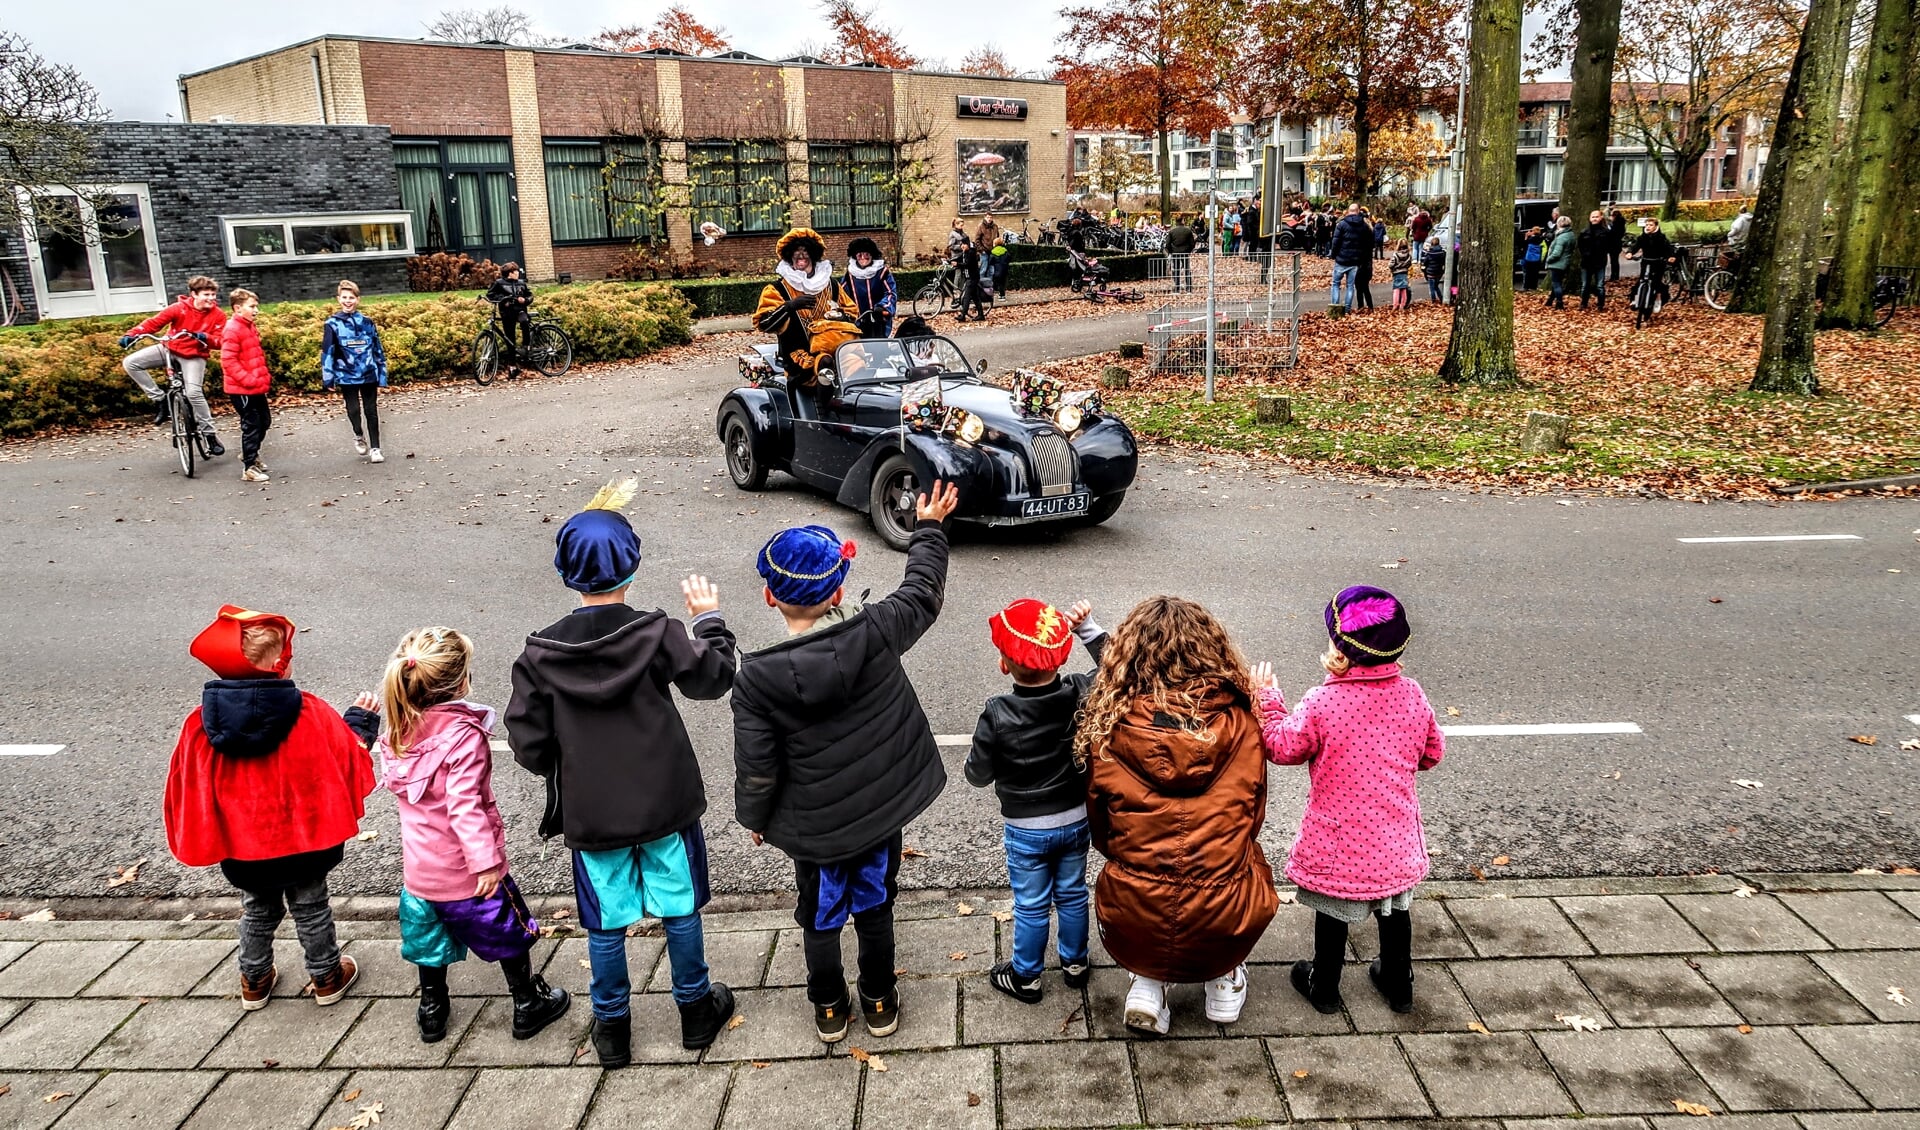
{"left": 485, "top": 263, "right": 535, "bottom": 378}
{"left": 120, "top": 276, "right": 228, "bottom": 456}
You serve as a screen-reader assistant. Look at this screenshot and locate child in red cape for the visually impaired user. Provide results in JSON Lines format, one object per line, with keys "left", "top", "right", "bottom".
{"left": 163, "top": 604, "right": 379, "bottom": 1009}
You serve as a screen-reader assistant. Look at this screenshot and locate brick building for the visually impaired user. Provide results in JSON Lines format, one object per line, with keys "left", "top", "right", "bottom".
{"left": 178, "top": 38, "right": 1068, "bottom": 282}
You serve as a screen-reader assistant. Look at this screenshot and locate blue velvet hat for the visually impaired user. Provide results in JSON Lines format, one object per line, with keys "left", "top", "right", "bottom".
{"left": 554, "top": 480, "right": 641, "bottom": 594}
{"left": 758, "top": 525, "right": 856, "bottom": 607}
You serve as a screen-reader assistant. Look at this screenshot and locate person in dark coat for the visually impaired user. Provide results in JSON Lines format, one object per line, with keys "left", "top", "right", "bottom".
{"left": 1165, "top": 219, "right": 1197, "bottom": 292}
{"left": 1328, "top": 204, "right": 1372, "bottom": 308}
{"left": 732, "top": 483, "right": 961, "bottom": 1045}
{"left": 1420, "top": 236, "right": 1448, "bottom": 304}
{"left": 956, "top": 240, "right": 987, "bottom": 321}
{"left": 840, "top": 236, "right": 897, "bottom": 340}
{"left": 1575, "top": 210, "right": 1612, "bottom": 310}
{"left": 1607, "top": 209, "right": 1627, "bottom": 282}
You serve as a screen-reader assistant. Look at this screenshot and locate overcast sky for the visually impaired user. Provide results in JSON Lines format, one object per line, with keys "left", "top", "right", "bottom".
{"left": 12, "top": 2, "right": 1076, "bottom": 122}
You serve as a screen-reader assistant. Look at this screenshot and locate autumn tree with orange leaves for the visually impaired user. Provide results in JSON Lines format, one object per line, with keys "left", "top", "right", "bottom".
{"left": 959, "top": 46, "right": 1022, "bottom": 77}
{"left": 1053, "top": 0, "right": 1238, "bottom": 222}
{"left": 817, "top": 0, "right": 920, "bottom": 68}
{"left": 594, "top": 6, "right": 731, "bottom": 54}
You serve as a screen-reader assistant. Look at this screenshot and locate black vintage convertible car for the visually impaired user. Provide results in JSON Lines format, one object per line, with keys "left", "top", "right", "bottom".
{"left": 716, "top": 336, "right": 1138, "bottom": 550}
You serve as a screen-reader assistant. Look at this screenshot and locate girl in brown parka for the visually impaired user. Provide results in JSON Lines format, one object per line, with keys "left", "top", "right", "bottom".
{"left": 1075, "top": 596, "right": 1278, "bottom": 1035}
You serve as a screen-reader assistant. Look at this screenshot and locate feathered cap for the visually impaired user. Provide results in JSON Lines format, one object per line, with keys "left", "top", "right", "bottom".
{"left": 1324, "top": 585, "right": 1411, "bottom": 667}
{"left": 777, "top": 228, "right": 827, "bottom": 265}
{"left": 554, "top": 479, "right": 642, "bottom": 594}
{"left": 191, "top": 604, "right": 295, "bottom": 679}
{"left": 989, "top": 598, "right": 1074, "bottom": 672}
{"left": 846, "top": 236, "right": 883, "bottom": 261}
{"left": 758, "top": 525, "right": 855, "bottom": 607}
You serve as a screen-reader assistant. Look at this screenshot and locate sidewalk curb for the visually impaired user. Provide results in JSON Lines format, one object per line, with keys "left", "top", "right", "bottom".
{"left": 1772, "top": 472, "right": 1920, "bottom": 494}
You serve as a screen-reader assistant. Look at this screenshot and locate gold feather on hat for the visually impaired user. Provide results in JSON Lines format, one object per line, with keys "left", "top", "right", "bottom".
{"left": 584, "top": 477, "right": 638, "bottom": 513}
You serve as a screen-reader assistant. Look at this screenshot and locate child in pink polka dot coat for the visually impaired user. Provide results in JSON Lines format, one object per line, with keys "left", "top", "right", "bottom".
{"left": 1253, "top": 585, "right": 1443, "bottom": 1015}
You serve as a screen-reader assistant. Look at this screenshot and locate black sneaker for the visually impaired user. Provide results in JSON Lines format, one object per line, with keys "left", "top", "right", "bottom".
{"left": 859, "top": 986, "right": 900, "bottom": 1037}
{"left": 814, "top": 991, "right": 852, "bottom": 1043}
{"left": 1062, "top": 961, "right": 1092, "bottom": 991}
{"left": 203, "top": 434, "right": 225, "bottom": 458}
{"left": 988, "top": 960, "right": 1043, "bottom": 1005}
{"left": 152, "top": 400, "right": 171, "bottom": 426}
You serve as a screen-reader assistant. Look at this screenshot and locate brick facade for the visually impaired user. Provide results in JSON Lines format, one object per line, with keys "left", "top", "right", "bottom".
{"left": 359, "top": 41, "right": 511, "bottom": 136}
{"left": 535, "top": 54, "right": 659, "bottom": 137}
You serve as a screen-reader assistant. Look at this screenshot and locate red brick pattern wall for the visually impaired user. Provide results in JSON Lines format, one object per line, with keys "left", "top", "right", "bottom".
{"left": 536, "top": 55, "right": 660, "bottom": 137}
{"left": 552, "top": 244, "right": 632, "bottom": 279}
{"left": 360, "top": 42, "right": 511, "bottom": 135}
{"left": 680, "top": 62, "right": 787, "bottom": 139}
{"left": 805, "top": 70, "right": 895, "bottom": 141}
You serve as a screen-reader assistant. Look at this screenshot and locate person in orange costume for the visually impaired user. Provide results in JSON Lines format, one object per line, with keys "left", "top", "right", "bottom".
{"left": 754, "top": 228, "right": 861, "bottom": 386}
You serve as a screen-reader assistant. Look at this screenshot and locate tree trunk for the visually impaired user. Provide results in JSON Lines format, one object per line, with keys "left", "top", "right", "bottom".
{"left": 1751, "top": 0, "right": 1858, "bottom": 393}
{"left": 1819, "top": 0, "right": 1916, "bottom": 328}
{"left": 1352, "top": 0, "right": 1372, "bottom": 197}
{"left": 1439, "top": 0, "right": 1520, "bottom": 389}
{"left": 1880, "top": 29, "right": 1920, "bottom": 266}
{"left": 1560, "top": 0, "right": 1622, "bottom": 243}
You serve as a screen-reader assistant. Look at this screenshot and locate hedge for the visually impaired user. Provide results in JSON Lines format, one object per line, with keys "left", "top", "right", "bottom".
{"left": 673, "top": 251, "right": 1158, "bottom": 318}
{"left": 0, "top": 282, "right": 692, "bottom": 437}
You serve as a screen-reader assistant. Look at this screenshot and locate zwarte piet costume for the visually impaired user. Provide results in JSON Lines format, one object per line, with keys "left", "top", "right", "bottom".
{"left": 753, "top": 228, "right": 861, "bottom": 385}
{"left": 840, "top": 236, "right": 897, "bottom": 340}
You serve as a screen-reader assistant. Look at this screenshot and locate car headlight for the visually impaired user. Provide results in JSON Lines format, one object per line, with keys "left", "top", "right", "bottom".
{"left": 1054, "top": 404, "right": 1084, "bottom": 433}
{"left": 957, "top": 412, "right": 986, "bottom": 444}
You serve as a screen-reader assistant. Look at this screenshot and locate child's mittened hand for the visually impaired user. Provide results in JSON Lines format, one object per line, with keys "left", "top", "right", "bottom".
{"left": 1063, "top": 600, "right": 1092, "bottom": 629}
{"left": 353, "top": 691, "right": 381, "bottom": 712}
{"left": 915, "top": 479, "right": 961, "bottom": 522}
{"left": 1251, "top": 661, "right": 1278, "bottom": 690}
{"left": 474, "top": 868, "right": 503, "bottom": 899}
{"left": 682, "top": 575, "right": 720, "bottom": 617}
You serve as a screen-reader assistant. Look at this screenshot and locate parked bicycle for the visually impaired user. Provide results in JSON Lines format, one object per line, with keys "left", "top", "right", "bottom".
{"left": 912, "top": 257, "right": 974, "bottom": 318}
{"left": 124, "top": 331, "right": 209, "bottom": 478}
{"left": 473, "top": 308, "right": 573, "bottom": 385}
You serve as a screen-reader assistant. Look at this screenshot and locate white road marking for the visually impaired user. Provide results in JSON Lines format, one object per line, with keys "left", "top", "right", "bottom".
{"left": 1907, "top": 715, "right": 1920, "bottom": 727}
{"left": 0, "top": 745, "right": 65, "bottom": 756}
{"left": 1676, "top": 534, "right": 1862, "bottom": 543}
{"left": 936, "top": 735, "right": 971, "bottom": 747}
{"left": 1439, "top": 723, "right": 1643, "bottom": 737}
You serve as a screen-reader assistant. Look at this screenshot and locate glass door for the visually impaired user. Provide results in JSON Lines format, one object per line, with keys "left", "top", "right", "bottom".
{"left": 392, "top": 139, "right": 522, "bottom": 267}
{"left": 23, "top": 184, "right": 166, "bottom": 320}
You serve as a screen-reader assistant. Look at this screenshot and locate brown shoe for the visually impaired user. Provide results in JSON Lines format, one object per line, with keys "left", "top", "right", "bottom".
{"left": 310, "top": 953, "right": 358, "bottom": 1006}
{"left": 240, "top": 967, "right": 277, "bottom": 1011}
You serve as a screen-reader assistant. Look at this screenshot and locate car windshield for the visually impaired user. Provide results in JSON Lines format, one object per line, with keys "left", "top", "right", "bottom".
{"left": 837, "top": 337, "right": 975, "bottom": 385}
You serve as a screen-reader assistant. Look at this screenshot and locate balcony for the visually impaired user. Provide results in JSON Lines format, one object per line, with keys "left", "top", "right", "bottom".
{"left": 1516, "top": 128, "right": 1563, "bottom": 150}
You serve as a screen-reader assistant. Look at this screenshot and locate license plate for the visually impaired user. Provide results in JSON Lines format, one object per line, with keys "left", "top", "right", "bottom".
{"left": 1021, "top": 492, "right": 1090, "bottom": 518}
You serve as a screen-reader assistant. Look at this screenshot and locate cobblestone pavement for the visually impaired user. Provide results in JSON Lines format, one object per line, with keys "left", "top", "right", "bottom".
{"left": 2, "top": 875, "right": 1917, "bottom": 1129}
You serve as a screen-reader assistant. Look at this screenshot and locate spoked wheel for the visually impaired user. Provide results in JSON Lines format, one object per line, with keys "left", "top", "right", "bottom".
{"left": 867, "top": 453, "right": 922, "bottom": 552}
{"left": 532, "top": 324, "right": 573, "bottom": 377}
{"left": 473, "top": 331, "right": 503, "bottom": 386}
{"left": 912, "top": 282, "right": 946, "bottom": 319}
{"left": 1873, "top": 286, "right": 1900, "bottom": 328}
{"left": 1702, "top": 269, "right": 1735, "bottom": 311}
{"left": 723, "top": 414, "right": 768, "bottom": 490}
{"left": 169, "top": 391, "right": 195, "bottom": 478}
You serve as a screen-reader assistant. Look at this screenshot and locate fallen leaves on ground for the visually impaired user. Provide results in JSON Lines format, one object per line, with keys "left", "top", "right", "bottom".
{"left": 354, "top": 830, "right": 378, "bottom": 842}
{"left": 1901, "top": 739, "right": 1920, "bottom": 751}
{"left": 1850, "top": 735, "right": 1878, "bottom": 746}
{"left": 956, "top": 902, "right": 975, "bottom": 916}
{"left": 1446, "top": 706, "right": 1462, "bottom": 716}
{"left": 104, "top": 859, "right": 147, "bottom": 889}
{"left": 991, "top": 910, "right": 1013, "bottom": 923}
{"left": 1671, "top": 1098, "right": 1715, "bottom": 1116}
{"left": 948, "top": 951, "right": 971, "bottom": 961}
{"left": 847, "top": 1046, "right": 889, "bottom": 1071}
{"left": 726, "top": 1013, "right": 745, "bottom": 1030}
{"left": 1466, "top": 1021, "right": 1491, "bottom": 1035}
{"left": 901, "top": 846, "right": 928, "bottom": 859}
{"left": 1491, "top": 855, "right": 1511, "bottom": 867}
{"left": 1737, "top": 1024, "right": 1753, "bottom": 1034}
{"left": 1555, "top": 1013, "right": 1603, "bottom": 1032}
{"left": 1732, "top": 885, "right": 1756, "bottom": 898}
{"left": 1470, "top": 866, "right": 1487, "bottom": 882}
{"left": 1059, "top": 1004, "right": 1084, "bottom": 1036}
{"left": 0, "top": 1084, "right": 10, "bottom": 1097}
{"left": 1293, "top": 1069, "right": 1311, "bottom": 1078}
{"left": 20, "top": 909, "right": 53, "bottom": 923}
{"left": 341, "top": 1090, "right": 362, "bottom": 1104}
{"left": 1889, "top": 987, "right": 1912, "bottom": 1007}
{"left": 967, "top": 1092, "right": 982, "bottom": 1107}
{"left": 42, "top": 1092, "right": 73, "bottom": 1104}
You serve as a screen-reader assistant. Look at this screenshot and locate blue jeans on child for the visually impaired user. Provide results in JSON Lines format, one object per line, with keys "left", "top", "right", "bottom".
{"left": 1004, "top": 820, "right": 1091, "bottom": 979}
{"left": 588, "top": 914, "right": 709, "bottom": 1017}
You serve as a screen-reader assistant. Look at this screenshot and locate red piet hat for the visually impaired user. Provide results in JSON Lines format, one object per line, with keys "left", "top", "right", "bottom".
{"left": 190, "top": 604, "right": 295, "bottom": 679}
{"left": 989, "top": 598, "right": 1074, "bottom": 671}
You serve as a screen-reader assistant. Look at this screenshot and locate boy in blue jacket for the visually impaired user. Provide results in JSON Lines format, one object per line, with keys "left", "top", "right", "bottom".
{"left": 319, "top": 280, "right": 389, "bottom": 464}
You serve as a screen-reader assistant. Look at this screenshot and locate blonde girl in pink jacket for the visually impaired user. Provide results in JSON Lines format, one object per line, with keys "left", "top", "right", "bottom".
{"left": 366, "top": 627, "right": 570, "bottom": 1045}
{"left": 1253, "top": 586, "right": 1444, "bottom": 1015}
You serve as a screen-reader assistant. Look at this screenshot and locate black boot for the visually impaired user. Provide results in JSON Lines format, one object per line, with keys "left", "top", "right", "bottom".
{"left": 1290, "top": 912, "right": 1348, "bottom": 1014}
{"left": 1370, "top": 908, "right": 1415, "bottom": 1013}
{"left": 502, "top": 954, "right": 570, "bottom": 1040}
{"left": 678, "top": 982, "right": 736, "bottom": 1050}
{"left": 152, "top": 400, "right": 171, "bottom": 426}
{"left": 417, "top": 965, "right": 451, "bottom": 1044}
{"left": 592, "top": 1014, "right": 631, "bottom": 1067}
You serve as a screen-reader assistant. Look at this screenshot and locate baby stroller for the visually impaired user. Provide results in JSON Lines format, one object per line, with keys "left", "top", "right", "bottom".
{"left": 1066, "top": 246, "right": 1112, "bottom": 293}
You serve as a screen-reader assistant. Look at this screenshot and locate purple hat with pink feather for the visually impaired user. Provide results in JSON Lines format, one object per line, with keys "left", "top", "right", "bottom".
{"left": 1325, "top": 585, "right": 1411, "bottom": 666}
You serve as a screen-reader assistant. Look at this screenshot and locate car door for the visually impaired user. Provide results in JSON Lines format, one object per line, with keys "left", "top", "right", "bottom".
{"left": 790, "top": 384, "right": 867, "bottom": 487}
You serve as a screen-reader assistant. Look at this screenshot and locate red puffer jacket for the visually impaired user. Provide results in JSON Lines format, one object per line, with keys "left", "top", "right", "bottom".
{"left": 131, "top": 297, "right": 228, "bottom": 359}
{"left": 220, "top": 317, "right": 271, "bottom": 395}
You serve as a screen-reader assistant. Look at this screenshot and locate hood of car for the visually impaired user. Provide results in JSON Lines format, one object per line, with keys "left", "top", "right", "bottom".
{"left": 937, "top": 381, "right": 1058, "bottom": 434}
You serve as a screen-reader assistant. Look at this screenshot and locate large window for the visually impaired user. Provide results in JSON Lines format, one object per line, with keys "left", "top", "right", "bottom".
{"left": 544, "top": 140, "right": 663, "bottom": 244}
{"left": 1606, "top": 157, "right": 1671, "bottom": 204}
{"left": 20, "top": 183, "right": 166, "bottom": 319}
{"left": 220, "top": 212, "right": 414, "bottom": 267}
{"left": 688, "top": 141, "right": 788, "bottom": 234}
{"left": 808, "top": 143, "right": 896, "bottom": 231}
{"left": 392, "top": 139, "right": 520, "bottom": 267}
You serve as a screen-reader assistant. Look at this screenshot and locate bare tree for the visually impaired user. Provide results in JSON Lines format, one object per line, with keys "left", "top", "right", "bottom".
{"left": 0, "top": 32, "right": 108, "bottom": 242}
{"left": 424, "top": 6, "right": 553, "bottom": 45}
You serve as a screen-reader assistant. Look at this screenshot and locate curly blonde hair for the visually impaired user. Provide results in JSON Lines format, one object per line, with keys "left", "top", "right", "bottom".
{"left": 381, "top": 627, "right": 473, "bottom": 755}
{"left": 1072, "top": 595, "right": 1254, "bottom": 768}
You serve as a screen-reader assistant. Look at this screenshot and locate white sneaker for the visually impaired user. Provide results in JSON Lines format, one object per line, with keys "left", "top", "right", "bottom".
{"left": 353, "top": 437, "right": 369, "bottom": 456}
{"left": 1124, "top": 973, "right": 1170, "bottom": 1035}
{"left": 368, "top": 448, "right": 385, "bottom": 464}
{"left": 1205, "top": 963, "right": 1248, "bottom": 1023}
{"left": 241, "top": 465, "right": 269, "bottom": 483}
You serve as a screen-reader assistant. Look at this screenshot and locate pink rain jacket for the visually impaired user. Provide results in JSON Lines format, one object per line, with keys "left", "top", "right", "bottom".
{"left": 376, "top": 701, "right": 508, "bottom": 902}
{"left": 1258, "top": 663, "right": 1444, "bottom": 900}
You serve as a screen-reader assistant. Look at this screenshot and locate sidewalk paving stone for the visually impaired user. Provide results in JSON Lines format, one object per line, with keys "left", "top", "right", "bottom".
{"left": 80, "top": 998, "right": 240, "bottom": 1069}
{"left": 0, "top": 1001, "right": 21, "bottom": 1030}
{"left": 1135, "top": 1036, "right": 1289, "bottom": 1124}
{"left": 0, "top": 921, "right": 225, "bottom": 943}
{"left": 1668, "top": 894, "right": 1830, "bottom": 953}
{"left": 1555, "top": 896, "right": 1710, "bottom": 954}
{"left": 1569, "top": 957, "right": 1742, "bottom": 1027}
{"left": 327, "top": 997, "right": 480, "bottom": 1068}
{"left": 182, "top": 1068, "right": 346, "bottom": 1130}
{"left": 0, "top": 941, "right": 134, "bottom": 997}
{"left": 999, "top": 1040, "right": 1137, "bottom": 1129}
{"left": 1810, "top": 951, "right": 1920, "bottom": 1021}
{"left": 856, "top": 1047, "right": 995, "bottom": 1130}
{"left": 583, "top": 1063, "right": 731, "bottom": 1130}
{"left": 626, "top": 992, "right": 703, "bottom": 1065}
{"left": 446, "top": 1066, "right": 599, "bottom": 1130}
{"left": 1448, "top": 959, "right": 1608, "bottom": 1031}
{"left": 447, "top": 938, "right": 561, "bottom": 996}
{"left": 204, "top": 997, "right": 368, "bottom": 1069}
{"left": 1350, "top": 902, "right": 1478, "bottom": 959}
{"left": 1401, "top": 1032, "right": 1572, "bottom": 1118}
{"left": 0, "top": 1072, "right": 97, "bottom": 1130}
{"left": 1205, "top": 968, "right": 1352, "bottom": 1037}
{"left": 764, "top": 930, "right": 850, "bottom": 988}
{"left": 720, "top": 1057, "right": 858, "bottom": 1130}
{"left": 1345, "top": 961, "right": 1478, "bottom": 1033}
{"left": 316, "top": 941, "right": 412, "bottom": 998}
{"left": 1665, "top": 1026, "right": 1868, "bottom": 1112}
{"left": 1532, "top": 1028, "right": 1714, "bottom": 1114}
{"left": 1776, "top": 893, "right": 1920, "bottom": 951}
{"left": 44, "top": 1069, "right": 219, "bottom": 1128}
{"left": 1502, "top": 1120, "right": 1646, "bottom": 1130}
{"left": 0, "top": 999, "right": 136, "bottom": 1069}
{"left": 648, "top": 930, "right": 771, "bottom": 993}
{"left": 318, "top": 1069, "right": 474, "bottom": 1130}
{"left": 1745, "top": 874, "right": 1920, "bottom": 892}
{"left": 1795, "top": 1022, "right": 1920, "bottom": 1108}
{"left": 1268, "top": 1033, "right": 1429, "bottom": 1119}
{"left": 1082, "top": 968, "right": 1213, "bottom": 1038}
{"left": 1693, "top": 955, "right": 1874, "bottom": 1025}
{"left": 1647, "top": 1116, "right": 1800, "bottom": 1129}
{"left": 825, "top": 976, "right": 956, "bottom": 1053}
{"left": 891, "top": 915, "right": 996, "bottom": 977}
{"left": 80, "top": 940, "right": 236, "bottom": 998}
{"left": 447, "top": 996, "right": 593, "bottom": 1067}
{"left": 1250, "top": 907, "right": 1358, "bottom": 963}
{"left": 1447, "top": 899, "right": 1593, "bottom": 958}
{"left": 702, "top": 987, "right": 832, "bottom": 1061}
{"left": 1796, "top": 1115, "right": 1920, "bottom": 1128}
{"left": 965, "top": 970, "right": 1089, "bottom": 1042}
{"left": 1889, "top": 891, "right": 1920, "bottom": 921}
{"left": 542, "top": 936, "right": 665, "bottom": 1002}
{"left": 0, "top": 943, "right": 32, "bottom": 974}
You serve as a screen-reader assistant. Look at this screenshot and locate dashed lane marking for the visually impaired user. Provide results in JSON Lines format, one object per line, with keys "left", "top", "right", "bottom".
{"left": 1439, "top": 722, "right": 1643, "bottom": 737}
{"left": 0, "top": 745, "right": 65, "bottom": 756}
{"left": 1676, "top": 534, "right": 1862, "bottom": 543}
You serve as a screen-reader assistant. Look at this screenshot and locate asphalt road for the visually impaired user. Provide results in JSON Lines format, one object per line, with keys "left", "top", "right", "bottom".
{"left": 0, "top": 306, "right": 1914, "bottom": 901}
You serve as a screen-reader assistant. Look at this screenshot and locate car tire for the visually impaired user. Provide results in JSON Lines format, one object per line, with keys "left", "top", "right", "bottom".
{"left": 723, "top": 414, "right": 769, "bottom": 491}
{"left": 1080, "top": 491, "right": 1126, "bottom": 527}
{"left": 867, "top": 453, "right": 922, "bottom": 552}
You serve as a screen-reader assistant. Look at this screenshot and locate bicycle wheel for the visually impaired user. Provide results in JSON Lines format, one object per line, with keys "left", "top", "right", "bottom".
{"left": 912, "top": 281, "right": 945, "bottom": 318}
{"left": 1874, "top": 291, "right": 1897, "bottom": 328}
{"left": 1702, "top": 270, "right": 1735, "bottom": 311}
{"left": 473, "top": 330, "right": 504, "bottom": 386}
{"left": 169, "top": 390, "right": 195, "bottom": 478}
{"left": 532, "top": 324, "right": 573, "bottom": 377}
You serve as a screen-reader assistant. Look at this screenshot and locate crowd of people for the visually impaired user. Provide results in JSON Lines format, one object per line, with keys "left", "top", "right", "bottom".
{"left": 162, "top": 477, "right": 1445, "bottom": 1061}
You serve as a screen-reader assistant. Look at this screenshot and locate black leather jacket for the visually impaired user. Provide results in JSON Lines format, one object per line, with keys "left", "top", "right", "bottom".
{"left": 965, "top": 630, "right": 1107, "bottom": 820}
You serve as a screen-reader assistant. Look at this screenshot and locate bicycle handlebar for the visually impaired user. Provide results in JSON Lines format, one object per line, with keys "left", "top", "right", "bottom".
{"left": 124, "top": 331, "right": 199, "bottom": 349}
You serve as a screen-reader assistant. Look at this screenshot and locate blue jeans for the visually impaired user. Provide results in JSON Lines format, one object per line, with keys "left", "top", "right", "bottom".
{"left": 1332, "top": 265, "right": 1358, "bottom": 308}
{"left": 1004, "top": 820, "right": 1091, "bottom": 979}
{"left": 588, "top": 913, "right": 709, "bottom": 1017}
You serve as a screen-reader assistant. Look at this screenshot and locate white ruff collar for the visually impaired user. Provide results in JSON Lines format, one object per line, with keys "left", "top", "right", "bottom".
{"left": 777, "top": 260, "right": 833, "bottom": 294}
{"left": 847, "top": 258, "right": 887, "bottom": 280}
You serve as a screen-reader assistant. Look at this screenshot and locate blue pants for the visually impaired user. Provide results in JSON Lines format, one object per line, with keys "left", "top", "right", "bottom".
{"left": 588, "top": 915, "right": 709, "bottom": 1016}
{"left": 1332, "top": 265, "right": 1358, "bottom": 309}
{"left": 1004, "top": 820, "right": 1091, "bottom": 980}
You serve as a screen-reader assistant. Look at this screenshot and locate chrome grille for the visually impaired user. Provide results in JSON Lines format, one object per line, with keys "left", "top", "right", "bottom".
{"left": 1031, "top": 431, "right": 1075, "bottom": 496}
